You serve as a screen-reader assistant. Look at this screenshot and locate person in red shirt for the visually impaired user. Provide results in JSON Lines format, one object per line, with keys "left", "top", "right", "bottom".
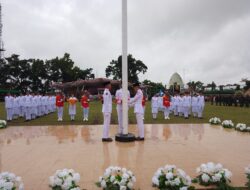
{"left": 81, "top": 90, "right": 90, "bottom": 121}
{"left": 56, "top": 92, "right": 64, "bottom": 121}
{"left": 163, "top": 91, "right": 171, "bottom": 120}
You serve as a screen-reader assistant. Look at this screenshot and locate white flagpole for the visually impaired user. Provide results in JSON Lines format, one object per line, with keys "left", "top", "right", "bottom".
{"left": 122, "top": 0, "right": 128, "bottom": 135}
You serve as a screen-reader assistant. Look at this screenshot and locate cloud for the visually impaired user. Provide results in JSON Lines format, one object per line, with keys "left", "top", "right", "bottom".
{"left": 2, "top": 0, "right": 250, "bottom": 85}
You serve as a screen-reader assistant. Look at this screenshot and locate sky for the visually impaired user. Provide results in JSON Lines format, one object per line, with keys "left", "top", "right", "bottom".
{"left": 2, "top": 0, "right": 250, "bottom": 86}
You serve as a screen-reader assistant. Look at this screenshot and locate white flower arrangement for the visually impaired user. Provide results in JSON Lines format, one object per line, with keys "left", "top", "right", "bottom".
{"left": 49, "top": 169, "right": 81, "bottom": 190}
{"left": 0, "top": 172, "right": 24, "bottom": 190}
{"left": 96, "top": 166, "right": 136, "bottom": 190}
{"left": 194, "top": 162, "right": 232, "bottom": 187}
{"left": 235, "top": 123, "right": 250, "bottom": 132}
{"left": 221, "top": 120, "right": 234, "bottom": 129}
{"left": 209, "top": 117, "right": 221, "bottom": 125}
{"left": 152, "top": 165, "right": 192, "bottom": 190}
{"left": 245, "top": 165, "right": 250, "bottom": 188}
{"left": 0, "top": 120, "right": 7, "bottom": 129}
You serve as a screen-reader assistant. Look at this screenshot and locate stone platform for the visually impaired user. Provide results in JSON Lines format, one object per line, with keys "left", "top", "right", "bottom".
{"left": 0, "top": 124, "right": 249, "bottom": 189}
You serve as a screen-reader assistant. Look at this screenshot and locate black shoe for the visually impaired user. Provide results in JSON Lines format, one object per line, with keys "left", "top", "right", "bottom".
{"left": 102, "top": 138, "right": 113, "bottom": 142}
{"left": 135, "top": 137, "right": 144, "bottom": 141}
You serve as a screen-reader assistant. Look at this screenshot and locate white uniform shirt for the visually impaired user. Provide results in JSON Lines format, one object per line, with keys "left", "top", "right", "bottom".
{"left": 198, "top": 95, "right": 205, "bottom": 107}
{"left": 115, "top": 89, "right": 130, "bottom": 108}
{"left": 25, "top": 95, "right": 32, "bottom": 107}
{"left": 191, "top": 96, "right": 199, "bottom": 106}
{"left": 5, "top": 96, "right": 13, "bottom": 108}
{"left": 130, "top": 89, "right": 143, "bottom": 114}
{"left": 183, "top": 95, "right": 191, "bottom": 107}
{"left": 102, "top": 88, "right": 112, "bottom": 113}
{"left": 151, "top": 97, "right": 158, "bottom": 108}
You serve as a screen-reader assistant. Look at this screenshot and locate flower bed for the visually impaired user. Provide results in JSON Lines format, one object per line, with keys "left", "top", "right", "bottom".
{"left": 209, "top": 117, "right": 221, "bottom": 125}
{"left": 152, "top": 165, "right": 193, "bottom": 190}
{"left": 221, "top": 120, "right": 234, "bottom": 128}
{"left": 49, "top": 169, "right": 81, "bottom": 190}
{"left": 0, "top": 120, "right": 7, "bottom": 129}
{"left": 194, "top": 162, "right": 232, "bottom": 189}
{"left": 0, "top": 172, "right": 24, "bottom": 190}
{"left": 235, "top": 123, "right": 250, "bottom": 132}
{"left": 96, "top": 166, "right": 136, "bottom": 190}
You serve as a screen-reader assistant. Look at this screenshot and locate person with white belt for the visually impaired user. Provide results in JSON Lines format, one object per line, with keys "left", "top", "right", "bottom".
{"left": 102, "top": 81, "right": 113, "bottom": 142}
{"left": 115, "top": 85, "right": 130, "bottom": 134}
{"left": 129, "top": 82, "right": 144, "bottom": 141}
{"left": 151, "top": 94, "right": 159, "bottom": 119}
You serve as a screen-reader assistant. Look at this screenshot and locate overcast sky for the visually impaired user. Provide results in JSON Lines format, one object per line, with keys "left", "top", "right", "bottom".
{"left": 2, "top": 0, "right": 250, "bottom": 86}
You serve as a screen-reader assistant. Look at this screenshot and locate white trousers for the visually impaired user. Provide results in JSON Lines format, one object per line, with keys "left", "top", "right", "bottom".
{"left": 136, "top": 113, "right": 144, "bottom": 138}
{"left": 6, "top": 108, "right": 13, "bottom": 120}
{"left": 164, "top": 107, "right": 170, "bottom": 118}
{"left": 57, "top": 107, "right": 63, "bottom": 120}
{"left": 198, "top": 105, "right": 204, "bottom": 118}
{"left": 117, "top": 107, "right": 123, "bottom": 134}
{"left": 183, "top": 106, "right": 189, "bottom": 118}
{"left": 174, "top": 105, "right": 178, "bottom": 116}
{"left": 103, "top": 113, "right": 111, "bottom": 138}
{"left": 83, "top": 107, "right": 89, "bottom": 119}
{"left": 25, "top": 107, "right": 31, "bottom": 120}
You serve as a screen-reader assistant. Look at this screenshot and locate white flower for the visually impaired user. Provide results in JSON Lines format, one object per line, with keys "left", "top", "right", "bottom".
{"left": 166, "top": 172, "right": 174, "bottom": 180}
{"left": 54, "top": 178, "right": 63, "bottom": 186}
{"left": 72, "top": 173, "right": 80, "bottom": 183}
{"left": 100, "top": 180, "right": 106, "bottom": 188}
{"left": 110, "top": 175, "right": 116, "bottom": 182}
{"left": 201, "top": 173, "right": 210, "bottom": 183}
{"left": 174, "top": 177, "right": 181, "bottom": 185}
{"left": 245, "top": 166, "right": 250, "bottom": 174}
{"left": 224, "top": 169, "right": 232, "bottom": 180}
{"left": 152, "top": 176, "right": 159, "bottom": 186}
{"left": 120, "top": 186, "right": 126, "bottom": 190}
{"left": 180, "top": 187, "right": 188, "bottom": 190}
{"left": 127, "top": 181, "right": 134, "bottom": 189}
{"left": 132, "top": 176, "right": 136, "bottom": 182}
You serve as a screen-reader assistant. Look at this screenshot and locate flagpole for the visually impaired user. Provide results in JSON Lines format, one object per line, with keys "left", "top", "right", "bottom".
{"left": 115, "top": 0, "right": 135, "bottom": 142}
{"left": 122, "top": 0, "right": 128, "bottom": 135}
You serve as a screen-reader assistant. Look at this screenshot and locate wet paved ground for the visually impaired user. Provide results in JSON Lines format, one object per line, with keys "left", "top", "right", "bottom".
{"left": 0, "top": 124, "right": 249, "bottom": 190}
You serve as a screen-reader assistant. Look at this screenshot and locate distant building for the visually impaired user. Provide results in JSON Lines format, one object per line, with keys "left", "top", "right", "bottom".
{"left": 169, "top": 72, "right": 184, "bottom": 92}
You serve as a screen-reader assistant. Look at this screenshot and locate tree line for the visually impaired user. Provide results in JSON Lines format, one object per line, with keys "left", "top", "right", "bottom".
{"left": 0, "top": 53, "right": 95, "bottom": 93}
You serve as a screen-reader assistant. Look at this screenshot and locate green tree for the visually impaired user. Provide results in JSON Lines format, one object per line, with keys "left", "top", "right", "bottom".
{"left": 4, "top": 54, "right": 32, "bottom": 93}
{"left": 105, "top": 54, "right": 147, "bottom": 83}
{"left": 187, "top": 81, "right": 204, "bottom": 92}
{"left": 142, "top": 79, "right": 165, "bottom": 99}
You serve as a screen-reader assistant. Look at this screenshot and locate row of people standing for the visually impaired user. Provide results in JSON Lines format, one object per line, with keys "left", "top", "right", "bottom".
{"left": 5, "top": 93, "right": 56, "bottom": 121}
{"left": 55, "top": 90, "right": 90, "bottom": 121}
{"left": 151, "top": 91, "right": 205, "bottom": 120}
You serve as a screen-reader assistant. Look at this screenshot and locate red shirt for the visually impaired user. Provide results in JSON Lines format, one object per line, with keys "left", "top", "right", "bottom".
{"left": 56, "top": 95, "right": 64, "bottom": 107}
{"left": 142, "top": 96, "right": 146, "bottom": 107}
{"left": 81, "top": 96, "right": 89, "bottom": 108}
{"left": 163, "top": 95, "right": 170, "bottom": 107}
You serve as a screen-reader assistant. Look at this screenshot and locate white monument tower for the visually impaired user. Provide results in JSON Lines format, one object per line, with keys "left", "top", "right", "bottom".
{"left": 115, "top": 0, "right": 135, "bottom": 142}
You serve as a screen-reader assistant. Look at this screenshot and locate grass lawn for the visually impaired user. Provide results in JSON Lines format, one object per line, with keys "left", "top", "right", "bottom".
{"left": 0, "top": 101, "right": 249, "bottom": 126}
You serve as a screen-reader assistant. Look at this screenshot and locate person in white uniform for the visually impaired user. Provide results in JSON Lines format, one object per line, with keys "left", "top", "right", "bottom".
{"left": 102, "top": 81, "right": 113, "bottom": 142}
{"left": 191, "top": 93, "right": 199, "bottom": 117}
{"left": 12, "top": 95, "right": 19, "bottom": 119}
{"left": 68, "top": 94, "right": 77, "bottom": 121}
{"left": 197, "top": 92, "right": 205, "bottom": 119}
{"left": 25, "top": 92, "right": 32, "bottom": 121}
{"left": 115, "top": 85, "right": 130, "bottom": 134}
{"left": 129, "top": 82, "right": 144, "bottom": 141}
{"left": 5, "top": 93, "right": 13, "bottom": 121}
{"left": 183, "top": 91, "right": 191, "bottom": 119}
{"left": 177, "top": 93, "right": 183, "bottom": 117}
{"left": 151, "top": 94, "right": 159, "bottom": 119}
